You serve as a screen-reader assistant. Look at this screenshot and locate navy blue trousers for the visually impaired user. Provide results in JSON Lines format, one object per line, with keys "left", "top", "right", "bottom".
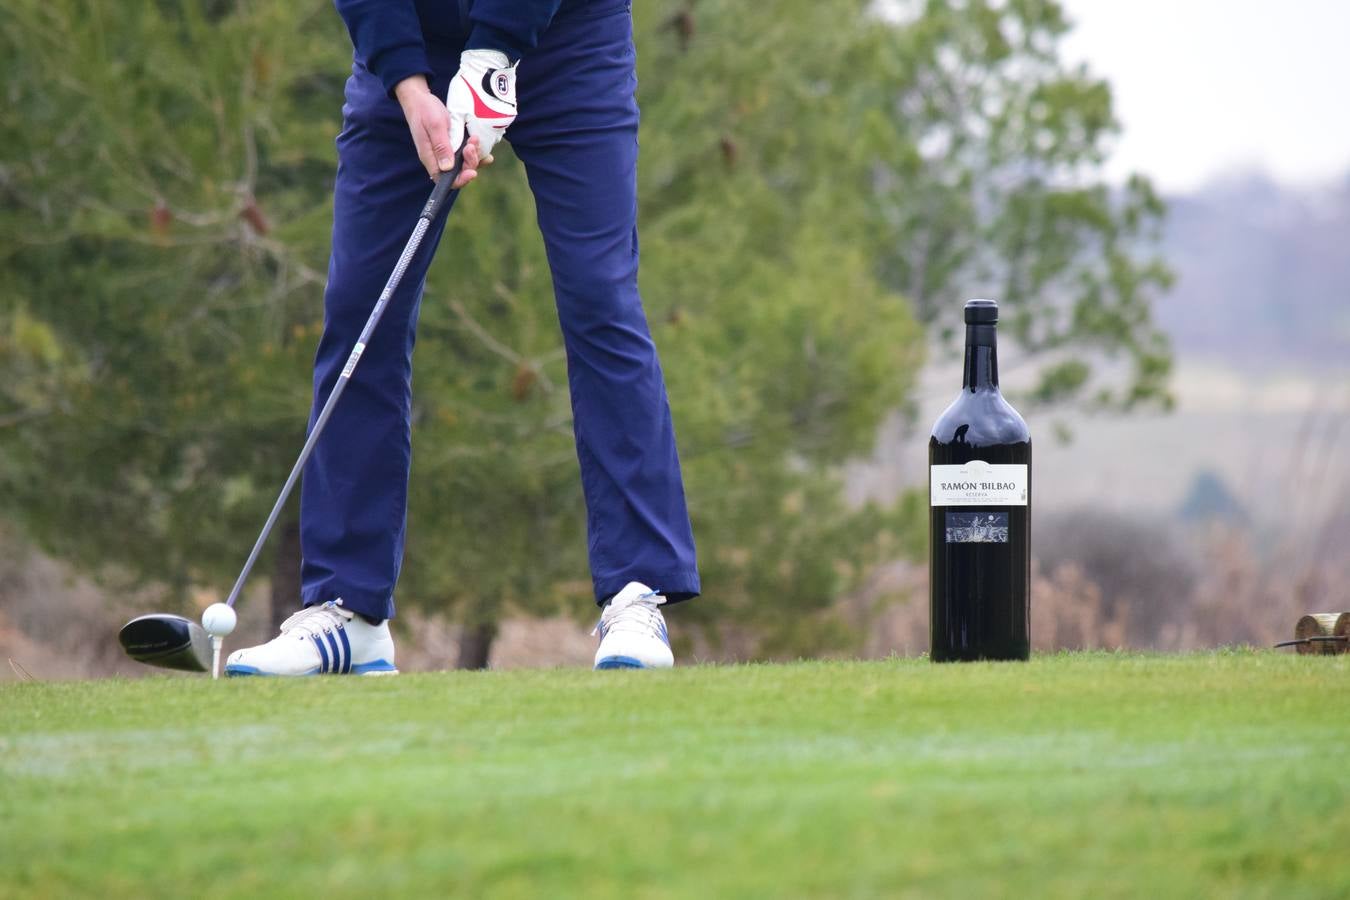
{"left": 299, "top": 3, "right": 699, "bottom": 621}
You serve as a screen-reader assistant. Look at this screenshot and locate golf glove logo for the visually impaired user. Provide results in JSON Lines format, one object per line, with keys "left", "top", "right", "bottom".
{"left": 447, "top": 49, "right": 518, "bottom": 159}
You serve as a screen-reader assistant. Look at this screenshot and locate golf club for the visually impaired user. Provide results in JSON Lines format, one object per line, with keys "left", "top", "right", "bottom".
{"left": 118, "top": 614, "right": 212, "bottom": 672}
{"left": 119, "top": 151, "right": 465, "bottom": 679}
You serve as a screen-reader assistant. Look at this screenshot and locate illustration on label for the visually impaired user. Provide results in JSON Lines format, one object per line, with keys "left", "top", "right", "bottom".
{"left": 946, "top": 511, "right": 1009, "bottom": 543}
{"left": 930, "top": 460, "right": 1028, "bottom": 506}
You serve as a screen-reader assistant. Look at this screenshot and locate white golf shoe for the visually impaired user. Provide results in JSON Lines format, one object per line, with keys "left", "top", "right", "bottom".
{"left": 593, "top": 582, "right": 674, "bottom": 670}
{"left": 225, "top": 600, "right": 397, "bottom": 676}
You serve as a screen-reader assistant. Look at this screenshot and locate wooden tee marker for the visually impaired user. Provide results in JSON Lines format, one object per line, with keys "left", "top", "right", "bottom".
{"left": 1275, "top": 613, "right": 1350, "bottom": 654}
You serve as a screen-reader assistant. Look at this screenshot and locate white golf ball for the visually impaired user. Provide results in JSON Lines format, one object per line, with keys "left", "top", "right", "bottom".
{"left": 201, "top": 602, "right": 237, "bottom": 637}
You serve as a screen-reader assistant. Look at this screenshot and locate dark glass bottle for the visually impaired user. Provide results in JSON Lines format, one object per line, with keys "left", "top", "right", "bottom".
{"left": 929, "top": 299, "right": 1031, "bottom": 661}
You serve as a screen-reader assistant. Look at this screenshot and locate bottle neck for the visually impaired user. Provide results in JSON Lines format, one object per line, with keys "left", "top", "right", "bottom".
{"left": 962, "top": 323, "right": 999, "bottom": 391}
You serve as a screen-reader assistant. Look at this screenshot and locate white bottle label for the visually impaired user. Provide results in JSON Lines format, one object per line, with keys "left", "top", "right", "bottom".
{"left": 930, "top": 461, "right": 1028, "bottom": 507}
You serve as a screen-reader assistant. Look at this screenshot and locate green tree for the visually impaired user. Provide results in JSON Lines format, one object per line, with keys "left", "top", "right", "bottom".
{"left": 0, "top": 0, "right": 346, "bottom": 626}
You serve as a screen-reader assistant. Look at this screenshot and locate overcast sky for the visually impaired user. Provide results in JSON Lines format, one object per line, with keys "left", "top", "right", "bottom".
{"left": 1059, "top": 0, "right": 1350, "bottom": 192}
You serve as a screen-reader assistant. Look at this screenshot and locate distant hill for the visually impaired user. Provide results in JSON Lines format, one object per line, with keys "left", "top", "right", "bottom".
{"left": 1156, "top": 171, "right": 1350, "bottom": 370}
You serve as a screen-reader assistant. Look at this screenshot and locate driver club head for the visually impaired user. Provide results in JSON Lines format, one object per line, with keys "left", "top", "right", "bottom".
{"left": 118, "top": 614, "right": 212, "bottom": 673}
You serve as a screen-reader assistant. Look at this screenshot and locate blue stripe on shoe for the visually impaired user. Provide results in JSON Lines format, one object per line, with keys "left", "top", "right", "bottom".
{"left": 351, "top": 659, "right": 398, "bottom": 674}
{"left": 225, "top": 664, "right": 322, "bottom": 677}
{"left": 595, "top": 656, "right": 647, "bottom": 670}
{"left": 337, "top": 626, "right": 352, "bottom": 674}
{"left": 313, "top": 634, "right": 330, "bottom": 673}
{"left": 324, "top": 632, "right": 343, "bottom": 674}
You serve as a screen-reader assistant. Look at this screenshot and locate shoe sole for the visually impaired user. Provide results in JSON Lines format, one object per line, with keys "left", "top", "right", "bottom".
{"left": 594, "top": 655, "right": 648, "bottom": 670}
{"left": 225, "top": 660, "right": 399, "bottom": 677}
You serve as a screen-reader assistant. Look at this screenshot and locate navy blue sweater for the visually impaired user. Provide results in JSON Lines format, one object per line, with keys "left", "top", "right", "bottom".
{"left": 334, "top": 0, "right": 582, "bottom": 95}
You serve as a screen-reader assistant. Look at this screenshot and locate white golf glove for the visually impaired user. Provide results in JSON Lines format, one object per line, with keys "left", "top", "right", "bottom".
{"left": 446, "top": 49, "right": 518, "bottom": 160}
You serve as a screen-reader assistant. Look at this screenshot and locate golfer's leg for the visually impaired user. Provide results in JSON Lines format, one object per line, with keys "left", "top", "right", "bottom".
{"left": 299, "top": 59, "right": 459, "bottom": 622}
{"left": 510, "top": 5, "right": 699, "bottom": 605}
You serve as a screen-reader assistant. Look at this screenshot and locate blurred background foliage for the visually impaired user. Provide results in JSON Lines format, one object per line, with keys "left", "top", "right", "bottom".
{"left": 0, "top": 0, "right": 1169, "bottom": 666}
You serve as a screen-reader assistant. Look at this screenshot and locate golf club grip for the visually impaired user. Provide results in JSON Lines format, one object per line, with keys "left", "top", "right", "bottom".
{"left": 421, "top": 152, "right": 466, "bottom": 221}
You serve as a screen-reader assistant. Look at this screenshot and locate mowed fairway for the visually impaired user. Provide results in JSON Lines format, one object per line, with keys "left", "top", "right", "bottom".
{"left": 2, "top": 652, "right": 1347, "bottom": 898}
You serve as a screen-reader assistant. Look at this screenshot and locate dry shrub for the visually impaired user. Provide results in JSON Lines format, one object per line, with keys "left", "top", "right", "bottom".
{"left": 0, "top": 524, "right": 274, "bottom": 680}
{"left": 845, "top": 558, "right": 1127, "bottom": 657}
{"left": 1031, "top": 561, "right": 1126, "bottom": 651}
{"left": 838, "top": 510, "right": 1311, "bottom": 656}
{"left": 1036, "top": 510, "right": 1200, "bottom": 648}
{"left": 850, "top": 559, "right": 929, "bottom": 657}
{"left": 0, "top": 535, "right": 146, "bottom": 680}
{"left": 394, "top": 610, "right": 594, "bottom": 671}
{"left": 1180, "top": 525, "right": 1335, "bottom": 649}
{"left": 7, "top": 493, "right": 1350, "bottom": 676}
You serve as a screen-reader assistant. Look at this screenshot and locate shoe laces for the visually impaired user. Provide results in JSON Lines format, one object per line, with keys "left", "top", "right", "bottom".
{"left": 592, "top": 589, "right": 666, "bottom": 639}
{"left": 279, "top": 600, "right": 352, "bottom": 640}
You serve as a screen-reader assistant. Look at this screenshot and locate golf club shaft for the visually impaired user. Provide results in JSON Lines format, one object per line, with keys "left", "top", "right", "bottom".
{"left": 222, "top": 159, "right": 463, "bottom": 609}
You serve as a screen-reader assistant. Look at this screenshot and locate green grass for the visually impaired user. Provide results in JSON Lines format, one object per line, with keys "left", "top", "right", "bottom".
{"left": 2, "top": 652, "right": 1347, "bottom": 898}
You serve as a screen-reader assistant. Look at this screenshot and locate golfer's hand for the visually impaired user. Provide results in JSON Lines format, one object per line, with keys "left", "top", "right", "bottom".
{"left": 446, "top": 49, "right": 518, "bottom": 165}
{"left": 394, "top": 76, "right": 482, "bottom": 186}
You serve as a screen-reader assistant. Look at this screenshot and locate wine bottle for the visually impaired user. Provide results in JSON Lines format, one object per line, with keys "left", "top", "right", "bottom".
{"left": 929, "top": 299, "right": 1031, "bottom": 661}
